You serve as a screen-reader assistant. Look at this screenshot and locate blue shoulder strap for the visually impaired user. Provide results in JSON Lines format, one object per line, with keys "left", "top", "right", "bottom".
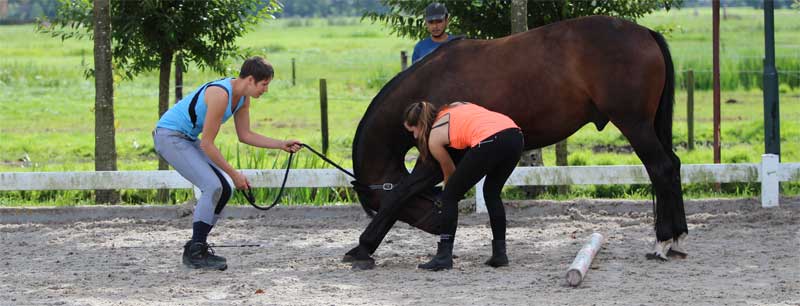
{"left": 188, "top": 78, "right": 227, "bottom": 128}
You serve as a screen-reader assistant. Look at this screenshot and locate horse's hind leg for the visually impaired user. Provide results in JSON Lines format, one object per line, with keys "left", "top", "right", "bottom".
{"left": 665, "top": 148, "right": 688, "bottom": 258}
{"left": 616, "top": 123, "right": 685, "bottom": 260}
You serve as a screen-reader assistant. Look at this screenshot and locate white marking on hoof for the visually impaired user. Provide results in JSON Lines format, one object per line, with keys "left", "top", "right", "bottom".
{"left": 668, "top": 233, "right": 688, "bottom": 258}
{"left": 647, "top": 239, "right": 672, "bottom": 261}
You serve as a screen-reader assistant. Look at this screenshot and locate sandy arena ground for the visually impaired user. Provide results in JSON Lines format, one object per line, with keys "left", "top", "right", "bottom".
{"left": 1, "top": 198, "right": 798, "bottom": 306}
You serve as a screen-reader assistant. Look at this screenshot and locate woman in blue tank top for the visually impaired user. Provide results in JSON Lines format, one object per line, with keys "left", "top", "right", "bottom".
{"left": 153, "top": 56, "right": 302, "bottom": 271}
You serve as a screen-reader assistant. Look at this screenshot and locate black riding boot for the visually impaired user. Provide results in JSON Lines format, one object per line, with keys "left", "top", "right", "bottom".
{"left": 182, "top": 240, "right": 227, "bottom": 271}
{"left": 418, "top": 241, "right": 453, "bottom": 271}
{"left": 484, "top": 239, "right": 508, "bottom": 268}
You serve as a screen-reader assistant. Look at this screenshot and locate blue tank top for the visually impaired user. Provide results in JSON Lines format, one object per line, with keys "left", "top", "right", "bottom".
{"left": 156, "top": 78, "right": 245, "bottom": 140}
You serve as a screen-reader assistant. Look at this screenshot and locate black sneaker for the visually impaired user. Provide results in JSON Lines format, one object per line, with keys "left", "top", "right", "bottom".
{"left": 182, "top": 240, "right": 228, "bottom": 271}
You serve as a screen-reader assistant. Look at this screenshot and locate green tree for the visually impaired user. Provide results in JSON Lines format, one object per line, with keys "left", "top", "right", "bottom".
{"left": 39, "top": 0, "right": 280, "bottom": 203}
{"left": 365, "top": 0, "right": 682, "bottom": 40}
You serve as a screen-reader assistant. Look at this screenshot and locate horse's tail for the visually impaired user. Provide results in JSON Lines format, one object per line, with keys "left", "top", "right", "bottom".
{"left": 650, "top": 30, "right": 675, "bottom": 152}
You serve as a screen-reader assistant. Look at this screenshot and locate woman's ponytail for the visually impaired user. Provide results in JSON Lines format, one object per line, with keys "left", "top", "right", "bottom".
{"left": 403, "top": 101, "right": 438, "bottom": 161}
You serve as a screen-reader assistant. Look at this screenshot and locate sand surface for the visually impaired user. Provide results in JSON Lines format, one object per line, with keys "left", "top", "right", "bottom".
{"left": 1, "top": 198, "right": 798, "bottom": 306}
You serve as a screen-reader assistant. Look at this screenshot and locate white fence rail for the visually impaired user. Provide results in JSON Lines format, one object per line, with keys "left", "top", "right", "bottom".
{"left": 2, "top": 154, "right": 798, "bottom": 208}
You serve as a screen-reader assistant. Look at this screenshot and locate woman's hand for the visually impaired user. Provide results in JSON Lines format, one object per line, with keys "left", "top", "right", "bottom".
{"left": 232, "top": 171, "right": 251, "bottom": 190}
{"left": 280, "top": 140, "right": 303, "bottom": 153}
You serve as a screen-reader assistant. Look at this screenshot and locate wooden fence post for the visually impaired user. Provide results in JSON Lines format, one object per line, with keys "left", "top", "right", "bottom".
{"left": 320, "top": 79, "right": 329, "bottom": 155}
{"left": 401, "top": 51, "right": 408, "bottom": 70}
{"left": 556, "top": 139, "right": 569, "bottom": 194}
{"left": 292, "top": 58, "right": 296, "bottom": 87}
{"left": 687, "top": 69, "right": 695, "bottom": 151}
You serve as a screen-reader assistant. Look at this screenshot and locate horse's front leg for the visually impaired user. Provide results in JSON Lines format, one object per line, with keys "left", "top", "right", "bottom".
{"left": 345, "top": 162, "right": 442, "bottom": 270}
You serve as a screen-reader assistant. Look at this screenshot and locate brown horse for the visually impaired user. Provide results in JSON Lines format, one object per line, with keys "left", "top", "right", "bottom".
{"left": 345, "top": 15, "right": 687, "bottom": 269}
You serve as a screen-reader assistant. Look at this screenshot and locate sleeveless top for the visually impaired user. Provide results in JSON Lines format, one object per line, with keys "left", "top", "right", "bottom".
{"left": 435, "top": 103, "right": 519, "bottom": 149}
{"left": 156, "top": 78, "right": 245, "bottom": 140}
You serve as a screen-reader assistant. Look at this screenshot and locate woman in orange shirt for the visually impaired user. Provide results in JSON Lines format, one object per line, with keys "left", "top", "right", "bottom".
{"left": 403, "top": 101, "right": 524, "bottom": 271}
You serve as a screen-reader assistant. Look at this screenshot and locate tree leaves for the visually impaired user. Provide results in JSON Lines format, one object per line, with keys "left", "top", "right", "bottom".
{"left": 39, "top": 0, "right": 281, "bottom": 79}
{"left": 364, "top": 0, "right": 683, "bottom": 40}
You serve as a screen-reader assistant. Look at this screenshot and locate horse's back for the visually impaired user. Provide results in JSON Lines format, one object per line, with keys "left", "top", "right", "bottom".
{"left": 413, "top": 15, "right": 665, "bottom": 148}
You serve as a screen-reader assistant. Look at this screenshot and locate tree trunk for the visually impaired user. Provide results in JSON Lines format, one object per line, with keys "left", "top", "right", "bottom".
{"left": 175, "top": 54, "right": 183, "bottom": 101}
{"left": 0, "top": 0, "right": 8, "bottom": 18}
{"left": 510, "top": 0, "right": 527, "bottom": 33}
{"left": 156, "top": 51, "right": 173, "bottom": 204}
{"left": 93, "top": 0, "right": 119, "bottom": 204}
{"left": 511, "top": 0, "right": 544, "bottom": 198}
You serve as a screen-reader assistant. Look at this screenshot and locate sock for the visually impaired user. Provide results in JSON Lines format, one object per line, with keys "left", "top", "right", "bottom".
{"left": 191, "top": 221, "right": 213, "bottom": 243}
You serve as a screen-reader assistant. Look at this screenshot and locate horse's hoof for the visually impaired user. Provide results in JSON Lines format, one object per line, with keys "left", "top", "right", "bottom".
{"left": 343, "top": 245, "right": 367, "bottom": 263}
{"left": 351, "top": 259, "right": 376, "bottom": 270}
{"left": 645, "top": 252, "right": 668, "bottom": 261}
{"left": 646, "top": 239, "right": 672, "bottom": 261}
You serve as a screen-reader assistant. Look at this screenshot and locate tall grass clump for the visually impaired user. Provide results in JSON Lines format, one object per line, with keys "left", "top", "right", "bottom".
{"left": 366, "top": 67, "right": 392, "bottom": 89}
{"left": 675, "top": 55, "right": 800, "bottom": 91}
{"left": 227, "top": 144, "right": 356, "bottom": 206}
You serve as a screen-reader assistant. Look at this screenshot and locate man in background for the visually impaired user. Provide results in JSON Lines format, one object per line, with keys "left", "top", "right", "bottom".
{"left": 412, "top": 2, "right": 455, "bottom": 63}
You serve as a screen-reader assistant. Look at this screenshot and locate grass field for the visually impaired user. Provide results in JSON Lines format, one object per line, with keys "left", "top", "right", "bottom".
{"left": 0, "top": 7, "right": 798, "bottom": 204}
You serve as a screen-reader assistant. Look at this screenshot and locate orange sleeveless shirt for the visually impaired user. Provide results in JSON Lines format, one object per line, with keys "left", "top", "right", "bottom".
{"left": 435, "top": 103, "right": 519, "bottom": 149}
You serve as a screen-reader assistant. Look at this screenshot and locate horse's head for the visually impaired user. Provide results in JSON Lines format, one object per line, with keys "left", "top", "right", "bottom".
{"left": 350, "top": 56, "right": 460, "bottom": 234}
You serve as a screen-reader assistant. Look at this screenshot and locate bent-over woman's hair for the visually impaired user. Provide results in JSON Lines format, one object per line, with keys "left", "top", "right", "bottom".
{"left": 403, "top": 101, "right": 438, "bottom": 161}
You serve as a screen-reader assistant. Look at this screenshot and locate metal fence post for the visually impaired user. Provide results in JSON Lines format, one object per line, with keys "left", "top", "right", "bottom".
{"left": 687, "top": 69, "right": 695, "bottom": 151}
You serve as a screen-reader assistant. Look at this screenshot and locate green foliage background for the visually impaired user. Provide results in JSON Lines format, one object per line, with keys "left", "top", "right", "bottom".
{"left": 365, "top": 0, "right": 682, "bottom": 40}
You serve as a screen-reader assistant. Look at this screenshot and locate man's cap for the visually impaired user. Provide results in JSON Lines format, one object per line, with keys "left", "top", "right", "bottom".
{"left": 424, "top": 3, "right": 448, "bottom": 22}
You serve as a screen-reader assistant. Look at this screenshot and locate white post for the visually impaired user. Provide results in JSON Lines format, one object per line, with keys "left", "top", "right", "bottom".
{"left": 475, "top": 176, "right": 487, "bottom": 213}
{"left": 761, "top": 153, "right": 779, "bottom": 208}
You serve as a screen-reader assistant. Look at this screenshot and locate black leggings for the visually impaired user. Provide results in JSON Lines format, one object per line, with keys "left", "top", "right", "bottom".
{"left": 440, "top": 128, "right": 524, "bottom": 241}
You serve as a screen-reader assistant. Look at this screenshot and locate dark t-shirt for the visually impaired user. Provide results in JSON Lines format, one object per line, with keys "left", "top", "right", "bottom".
{"left": 412, "top": 34, "right": 454, "bottom": 63}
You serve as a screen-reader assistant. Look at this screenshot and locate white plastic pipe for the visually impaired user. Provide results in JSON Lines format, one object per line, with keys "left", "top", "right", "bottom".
{"left": 761, "top": 153, "right": 779, "bottom": 208}
{"left": 566, "top": 232, "right": 605, "bottom": 287}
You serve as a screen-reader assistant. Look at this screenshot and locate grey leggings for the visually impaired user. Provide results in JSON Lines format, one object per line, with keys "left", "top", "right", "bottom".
{"left": 153, "top": 128, "right": 233, "bottom": 225}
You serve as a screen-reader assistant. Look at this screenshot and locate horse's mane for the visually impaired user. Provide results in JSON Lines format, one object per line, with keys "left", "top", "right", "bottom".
{"left": 351, "top": 37, "right": 468, "bottom": 176}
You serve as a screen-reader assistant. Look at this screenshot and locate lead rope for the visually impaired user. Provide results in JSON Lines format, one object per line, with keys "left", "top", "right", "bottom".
{"left": 241, "top": 143, "right": 357, "bottom": 211}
